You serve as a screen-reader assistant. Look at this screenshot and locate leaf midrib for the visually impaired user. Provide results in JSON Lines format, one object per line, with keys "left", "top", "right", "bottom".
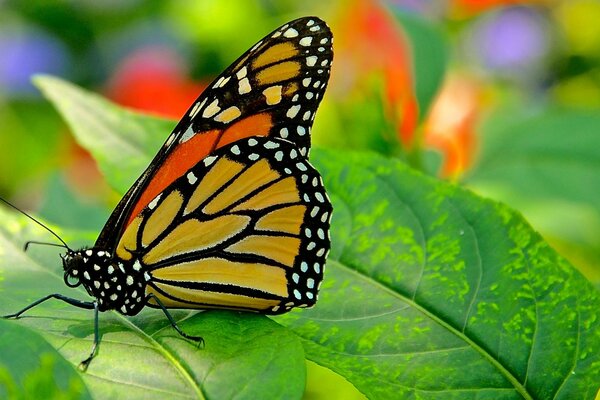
{"left": 329, "top": 165, "right": 533, "bottom": 399}
{"left": 334, "top": 258, "right": 532, "bottom": 399}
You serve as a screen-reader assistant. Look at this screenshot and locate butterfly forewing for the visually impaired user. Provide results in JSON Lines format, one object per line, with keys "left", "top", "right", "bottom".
{"left": 114, "top": 137, "right": 332, "bottom": 314}
{"left": 96, "top": 17, "right": 333, "bottom": 249}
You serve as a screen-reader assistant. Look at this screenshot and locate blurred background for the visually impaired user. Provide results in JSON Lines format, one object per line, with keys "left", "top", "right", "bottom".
{"left": 1, "top": 0, "right": 599, "bottom": 397}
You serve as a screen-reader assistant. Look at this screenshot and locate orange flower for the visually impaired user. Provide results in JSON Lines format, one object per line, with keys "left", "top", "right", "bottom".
{"left": 335, "top": 0, "right": 419, "bottom": 147}
{"left": 424, "top": 74, "right": 482, "bottom": 177}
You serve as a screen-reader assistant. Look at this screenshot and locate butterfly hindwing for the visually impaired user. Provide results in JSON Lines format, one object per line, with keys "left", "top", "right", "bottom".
{"left": 114, "top": 136, "right": 332, "bottom": 314}
{"left": 96, "top": 17, "right": 333, "bottom": 250}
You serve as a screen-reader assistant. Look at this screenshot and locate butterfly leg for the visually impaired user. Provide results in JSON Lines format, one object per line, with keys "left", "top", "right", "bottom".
{"left": 2, "top": 293, "right": 95, "bottom": 318}
{"left": 78, "top": 301, "right": 99, "bottom": 371}
{"left": 3, "top": 295, "right": 103, "bottom": 371}
{"left": 146, "top": 294, "right": 205, "bottom": 347}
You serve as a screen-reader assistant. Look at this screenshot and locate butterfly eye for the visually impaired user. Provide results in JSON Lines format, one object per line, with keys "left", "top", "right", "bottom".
{"left": 64, "top": 270, "right": 82, "bottom": 288}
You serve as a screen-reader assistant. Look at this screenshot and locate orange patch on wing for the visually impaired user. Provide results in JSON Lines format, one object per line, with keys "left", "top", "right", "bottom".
{"left": 256, "top": 61, "right": 301, "bottom": 85}
{"left": 127, "top": 129, "right": 221, "bottom": 226}
{"left": 147, "top": 283, "right": 280, "bottom": 311}
{"left": 284, "top": 82, "right": 299, "bottom": 96}
{"left": 152, "top": 258, "right": 288, "bottom": 297}
{"left": 218, "top": 113, "right": 273, "bottom": 147}
{"left": 253, "top": 42, "right": 298, "bottom": 69}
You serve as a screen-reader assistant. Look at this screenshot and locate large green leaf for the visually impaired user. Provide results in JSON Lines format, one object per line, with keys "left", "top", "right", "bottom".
{"left": 31, "top": 75, "right": 600, "bottom": 398}
{"left": 34, "top": 75, "right": 173, "bottom": 195}
{"left": 0, "top": 320, "right": 90, "bottom": 399}
{"left": 277, "top": 150, "right": 600, "bottom": 399}
{"left": 0, "top": 212, "right": 306, "bottom": 398}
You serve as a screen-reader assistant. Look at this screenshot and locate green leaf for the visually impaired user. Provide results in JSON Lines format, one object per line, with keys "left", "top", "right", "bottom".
{"left": 0, "top": 210, "right": 306, "bottom": 398}
{"left": 34, "top": 75, "right": 600, "bottom": 398}
{"left": 0, "top": 320, "right": 91, "bottom": 399}
{"left": 33, "top": 75, "right": 173, "bottom": 195}
{"left": 279, "top": 150, "right": 600, "bottom": 399}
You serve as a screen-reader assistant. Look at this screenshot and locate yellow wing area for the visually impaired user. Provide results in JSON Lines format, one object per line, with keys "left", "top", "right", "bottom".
{"left": 114, "top": 152, "right": 307, "bottom": 312}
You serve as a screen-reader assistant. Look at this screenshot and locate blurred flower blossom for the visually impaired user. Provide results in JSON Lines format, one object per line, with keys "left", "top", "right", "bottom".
{"left": 335, "top": 0, "right": 419, "bottom": 147}
{"left": 465, "top": 6, "right": 550, "bottom": 76}
{"left": 0, "top": 25, "right": 70, "bottom": 96}
{"left": 105, "top": 46, "right": 205, "bottom": 119}
{"left": 451, "top": 0, "right": 548, "bottom": 16}
{"left": 424, "top": 73, "right": 483, "bottom": 177}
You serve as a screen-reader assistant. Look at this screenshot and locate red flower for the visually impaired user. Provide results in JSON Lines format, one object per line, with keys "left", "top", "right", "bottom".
{"left": 105, "top": 46, "right": 206, "bottom": 119}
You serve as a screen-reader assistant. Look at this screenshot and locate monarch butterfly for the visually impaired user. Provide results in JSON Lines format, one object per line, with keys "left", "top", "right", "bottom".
{"left": 3, "top": 16, "right": 333, "bottom": 369}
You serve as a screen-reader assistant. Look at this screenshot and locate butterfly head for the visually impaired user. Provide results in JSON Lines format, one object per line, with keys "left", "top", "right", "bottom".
{"left": 61, "top": 248, "right": 147, "bottom": 315}
{"left": 61, "top": 248, "right": 110, "bottom": 289}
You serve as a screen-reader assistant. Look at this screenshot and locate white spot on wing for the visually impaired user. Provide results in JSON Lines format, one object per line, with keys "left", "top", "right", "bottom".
{"left": 306, "top": 56, "right": 317, "bottom": 67}
{"left": 286, "top": 105, "right": 301, "bottom": 118}
{"left": 148, "top": 194, "right": 162, "bottom": 210}
{"left": 204, "top": 155, "right": 217, "bottom": 166}
{"left": 236, "top": 66, "right": 247, "bottom": 79}
{"left": 299, "top": 37, "right": 313, "bottom": 46}
{"left": 264, "top": 141, "right": 279, "bottom": 149}
{"left": 180, "top": 124, "right": 195, "bottom": 143}
{"left": 187, "top": 172, "right": 198, "bottom": 185}
{"left": 218, "top": 76, "right": 231, "bottom": 87}
{"left": 189, "top": 98, "right": 206, "bottom": 118}
{"left": 283, "top": 28, "right": 299, "bottom": 38}
{"left": 239, "top": 77, "right": 251, "bottom": 94}
{"left": 202, "top": 99, "right": 220, "bottom": 118}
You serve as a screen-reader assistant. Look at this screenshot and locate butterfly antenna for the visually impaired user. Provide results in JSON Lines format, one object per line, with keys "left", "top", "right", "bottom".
{"left": 24, "top": 240, "right": 70, "bottom": 252}
{"left": 0, "top": 197, "right": 71, "bottom": 251}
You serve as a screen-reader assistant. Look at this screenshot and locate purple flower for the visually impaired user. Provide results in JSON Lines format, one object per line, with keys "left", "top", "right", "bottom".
{"left": 467, "top": 6, "right": 550, "bottom": 73}
{"left": 0, "top": 25, "right": 70, "bottom": 96}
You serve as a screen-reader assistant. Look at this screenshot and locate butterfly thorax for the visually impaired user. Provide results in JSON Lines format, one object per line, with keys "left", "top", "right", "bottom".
{"left": 62, "top": 248, "right": 147, "bottom": 315}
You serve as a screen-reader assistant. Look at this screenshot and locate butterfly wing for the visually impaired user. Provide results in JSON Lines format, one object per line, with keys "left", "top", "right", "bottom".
{"left": 96, "top": 17, "right": 333, "bottom": 252}
{"left": 113, "top": 137, "right": 332, "bottom": 313}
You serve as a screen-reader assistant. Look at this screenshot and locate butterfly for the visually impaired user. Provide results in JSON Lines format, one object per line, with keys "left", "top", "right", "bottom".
{"left": 3, "top": 16, "right": 333, "bottom": 369}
